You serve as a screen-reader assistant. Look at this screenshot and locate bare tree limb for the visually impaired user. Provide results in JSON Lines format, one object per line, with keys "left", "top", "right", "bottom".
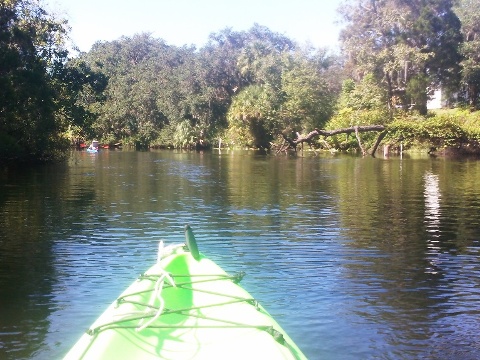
{"left": 280, "top": 125, "right": 386, "bottom": 155}
{"left": 369, "top": 130, "right": 388, "bottom": 156}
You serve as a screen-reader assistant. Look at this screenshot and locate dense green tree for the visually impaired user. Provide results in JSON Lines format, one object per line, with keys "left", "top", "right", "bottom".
{"left": 326, "top": 73, "right": 389, "bottom": 151}
{"left": 198, "top": 24, "right": 295, "bottom": 140}
{"left": 227, "top": 48, "right": 338, "bottom": 148}
{"left": 338, "top": 74, "right": 388, "bottom": 111}
{"left": 455, "top": 0, "right": 480, "bottom": 109}
{"left": 227, "top": 84, "right": 279, "bottom": 148}
{"left": 0, "top": 0, "right": 73, "bottom": 161}
{"left": 410, "top": 0, "right": 463, "bottom": 87}
{"left": 69, "top": 24, "right": 342, "bottom": 150}
{"left": 74, "top": 25, "right": 302, "bottom": 148}
{"left": 56, "top": 58, "right": 108, "bottom": 143}
{"left": 76, "top": 34, "right": 201, "bottom": 147}
{"left": 237, "top": 40, "right": 284, "bottom": 90}
{"left": 280, "top": 51, "right": 337, "bottom": 132}
{"left": 406, "top": 73, "right": 430, "bottom": 111}
{"left": 339, "top": 0, "right": 462, "bottom": 114}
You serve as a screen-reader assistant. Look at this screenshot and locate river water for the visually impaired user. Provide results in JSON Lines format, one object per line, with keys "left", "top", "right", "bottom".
{"left": 1, "top": 150, "right": 480, "bottom": 360}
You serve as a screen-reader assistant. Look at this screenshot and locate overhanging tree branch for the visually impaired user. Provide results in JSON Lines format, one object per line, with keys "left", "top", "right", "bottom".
{"left": 280, "top": 125, "right": 387, "bottom": 155}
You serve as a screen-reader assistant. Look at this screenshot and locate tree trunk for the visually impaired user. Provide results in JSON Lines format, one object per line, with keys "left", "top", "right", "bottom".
{"left": 469, "top": 84, "right": 479, "bottom": 111}
{"left": 385, "top": 73, "right": 394, "bottom": 111}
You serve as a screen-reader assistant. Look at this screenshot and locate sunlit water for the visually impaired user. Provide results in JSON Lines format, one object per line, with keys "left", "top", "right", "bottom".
{"left": 1, "top": 150, "right": 480, "bottom": 359}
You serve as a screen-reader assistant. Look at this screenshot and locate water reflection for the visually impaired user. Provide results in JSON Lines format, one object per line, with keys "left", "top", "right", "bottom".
{"left": 424, "top": 172, "right": 441, "bottom": 236}
{"left": 0, "top": 164, "right": 71, "bottom": 359}
{"left": 424, "top": 171, "right": 442, "bottom": 277}
{"left": 1, "top": 152, "right": 480, "bottom": 359}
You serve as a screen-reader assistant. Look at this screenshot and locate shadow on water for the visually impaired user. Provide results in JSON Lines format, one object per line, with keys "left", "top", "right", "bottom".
{"left": 0, "top": 161, "right": 97, "bottom": 359}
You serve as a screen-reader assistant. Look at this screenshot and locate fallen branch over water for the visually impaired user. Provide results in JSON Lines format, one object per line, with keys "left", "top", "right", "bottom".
{"left": 279, "top": 125, "right": 387, "bottom": 156}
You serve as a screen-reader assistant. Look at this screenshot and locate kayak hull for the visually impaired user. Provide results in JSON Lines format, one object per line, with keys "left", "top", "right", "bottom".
{"left": 64, "top": 244, "right": 307, "bottom": 359}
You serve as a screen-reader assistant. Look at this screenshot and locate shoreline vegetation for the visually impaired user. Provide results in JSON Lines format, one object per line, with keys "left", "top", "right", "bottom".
{"left": 1, "top": 0, "right": 480, "bottom": 164}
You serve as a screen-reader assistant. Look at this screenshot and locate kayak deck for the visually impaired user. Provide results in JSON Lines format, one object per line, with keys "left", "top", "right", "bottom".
{"left": 64, "top": 235, "right": 307, "bottom": 359}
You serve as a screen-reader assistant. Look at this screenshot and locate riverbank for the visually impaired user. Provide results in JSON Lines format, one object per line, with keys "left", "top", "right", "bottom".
{"left": 320, "top": 108, "right": 480, "bottom": 156}
{"left": 386, "top": 109, "right": 480, "bottom": 155}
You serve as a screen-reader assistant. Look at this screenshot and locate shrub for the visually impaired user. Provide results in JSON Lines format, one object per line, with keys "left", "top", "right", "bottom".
{"left": 385, "top": 110, "right": 479, "bottom": 150}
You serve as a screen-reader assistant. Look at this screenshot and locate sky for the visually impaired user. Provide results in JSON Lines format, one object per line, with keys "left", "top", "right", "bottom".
{"left": 47, "top": 0, "right": 345, "bottom": 52}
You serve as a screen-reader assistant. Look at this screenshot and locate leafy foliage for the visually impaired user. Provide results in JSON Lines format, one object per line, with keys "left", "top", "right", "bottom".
{"left": 406, "top": 74, "right": 429, "bottom": 113}
{"left": 0, "top": 0, "right": 106, "bottom": 162}
{"left": 73, "top": 25, "right": 340, "bottom": 149}
{"left": 226, "top": 85, "right": 278, "bottom": 148}
{"left": 280, "top": 51, "right": 337, "bottom": 132}
{"left": 338, "top": 74, "right": 387, "bottom": 111}
{"left": 339, "top": 0, "right": 462, "bottom": 112}
{"left": 173, "top": 120, "right": 197, "bottom": 149}
{"left": 3, "top": 1, "right": 480, "bottom": 159}
{"left": 455, "top": 0, "right": 480, "bottom": 109}
{"left": 385, "top": 110, "right": 480, "bottom": 149}
{"left": 327, "top": 73, "right": 389, "bottom": 150}
{"left": 324, "top": 108, "right": 390, "bottom": 150}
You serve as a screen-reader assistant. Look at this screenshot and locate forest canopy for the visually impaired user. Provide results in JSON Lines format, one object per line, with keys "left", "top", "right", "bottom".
{"left": 1, "top": 0, "right": 480, "bottom": 162}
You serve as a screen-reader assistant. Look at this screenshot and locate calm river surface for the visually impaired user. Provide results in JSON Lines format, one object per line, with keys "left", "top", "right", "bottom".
{"left": 1, "top": 150, "right": 480, "bottom": 359}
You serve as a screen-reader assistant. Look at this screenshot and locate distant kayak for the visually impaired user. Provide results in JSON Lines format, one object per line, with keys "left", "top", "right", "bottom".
{"left": 63, "top": 226, "right": 307, "bottom": 360}
{"left": 86, "top": 140, "right": 99, "bottom": 153}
